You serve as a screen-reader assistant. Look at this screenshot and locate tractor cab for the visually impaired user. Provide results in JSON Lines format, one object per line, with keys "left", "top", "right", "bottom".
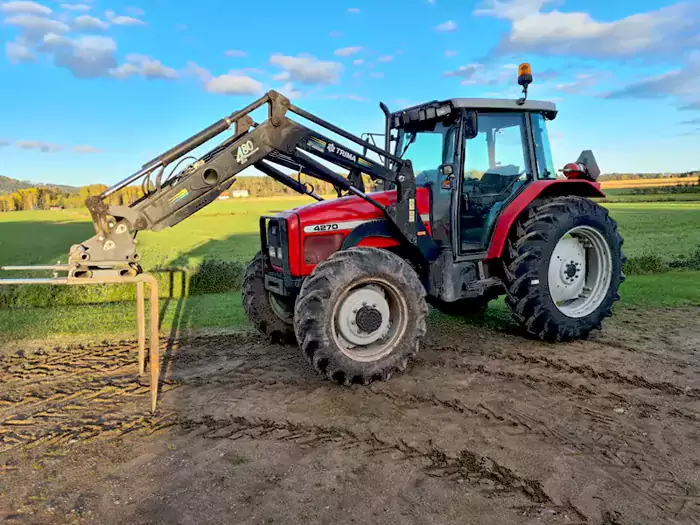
{"left": 389, "top": 94, "right": 558, "bottom": 257}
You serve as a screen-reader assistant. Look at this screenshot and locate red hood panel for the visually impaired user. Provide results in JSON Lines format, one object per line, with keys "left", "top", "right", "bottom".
{"left": 292, "top": 188, "right": 432, "bottom": 229}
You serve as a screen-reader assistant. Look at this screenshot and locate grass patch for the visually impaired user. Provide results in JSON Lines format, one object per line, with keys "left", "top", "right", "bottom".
{"left": 0, "top": 292, "right": 247, "bottom": 342}
{"left": 1, "top": 271, "right": 698, "bottom": 343}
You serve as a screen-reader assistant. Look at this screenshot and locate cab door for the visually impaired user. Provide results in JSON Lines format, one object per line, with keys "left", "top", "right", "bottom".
{"left": 456, "top": 111, "right": 534, "bottom": 253}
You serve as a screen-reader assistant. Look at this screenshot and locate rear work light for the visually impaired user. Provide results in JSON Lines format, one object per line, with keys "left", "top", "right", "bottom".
{"left": 304, "top": 234, "right": 344, "bottom": 265}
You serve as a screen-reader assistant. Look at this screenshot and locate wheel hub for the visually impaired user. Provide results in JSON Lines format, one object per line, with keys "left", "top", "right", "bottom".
{"left": 561, "top": 259, "right": 582, "bottom": 282}
{"left": 355, "top": 305, "right": 383, "bottom": 333}
{"left": 335, "top": 284, "right": 393, "bottom": 356}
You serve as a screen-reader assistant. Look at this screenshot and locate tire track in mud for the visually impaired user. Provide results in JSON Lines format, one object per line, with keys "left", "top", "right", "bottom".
{"left": 419, "top": 343, "right": 700, "bottom": 417}
{"left": 374, "top": 385, "right": 699, "bottom": 518}
{"left": 3, "top": 331, "right": 700, "bottom": 522}
{"left": 174, "top": 413, "right": 587, "bottom": 521}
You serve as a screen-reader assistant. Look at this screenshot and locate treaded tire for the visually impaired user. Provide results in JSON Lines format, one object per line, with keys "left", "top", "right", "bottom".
{"left": 294, "top": 247, "right": 428, "bottom": 385}
{"left": 242, "top": 252, "right": 296, "bottom": 345}
{"left": 503, "top": 195, "right": 626, "bottom": 342}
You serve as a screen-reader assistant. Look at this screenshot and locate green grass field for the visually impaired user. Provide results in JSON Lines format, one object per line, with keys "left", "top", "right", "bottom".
{"left": 0, "top": 195, "right": 698, "bottom": 342}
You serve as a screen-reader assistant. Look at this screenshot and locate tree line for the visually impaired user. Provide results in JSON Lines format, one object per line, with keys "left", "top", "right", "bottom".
{"left": 0, "top": 174, "right": 357, "bottom": 212}
{"left": 1, "top": 170, "right": 697, "bottom": 212}
{"left": 598, "top": 170, "right": 699, "bottom": 181}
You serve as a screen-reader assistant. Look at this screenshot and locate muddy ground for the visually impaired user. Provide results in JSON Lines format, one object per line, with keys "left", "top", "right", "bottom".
{"left": 1, "top": 307, "right": 699, "bottom": 525}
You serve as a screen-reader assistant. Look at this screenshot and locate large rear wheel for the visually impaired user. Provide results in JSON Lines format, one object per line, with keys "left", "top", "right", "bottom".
{"left": 294, "top": 247, "right": 428, "bottom": 385}
{"left": 503, "top": 196, "right": 625, "bottom": 342}
{"left": 242, "top": 252, "right": 296, "bottom": 344}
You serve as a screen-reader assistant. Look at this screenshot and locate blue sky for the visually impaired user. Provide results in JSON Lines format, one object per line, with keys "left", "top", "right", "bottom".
{"left": 0, "top": 0, "right": 698, "bottom": 187}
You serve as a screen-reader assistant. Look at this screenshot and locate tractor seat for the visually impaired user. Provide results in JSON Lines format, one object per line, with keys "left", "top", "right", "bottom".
{"left": 480, "top": 165, "right": 521, "bottom": 194}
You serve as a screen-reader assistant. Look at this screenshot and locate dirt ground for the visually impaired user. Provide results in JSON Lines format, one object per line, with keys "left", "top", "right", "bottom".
{"left": 1, "top": 307, "right": 700, "bottom": 525}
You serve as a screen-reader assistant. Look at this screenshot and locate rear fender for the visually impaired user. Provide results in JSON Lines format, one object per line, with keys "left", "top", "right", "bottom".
{"left": 485, "top": 179, "right": 605, "bottom": 260}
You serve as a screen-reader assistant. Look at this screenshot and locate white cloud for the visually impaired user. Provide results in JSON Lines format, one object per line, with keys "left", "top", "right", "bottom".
{"left": 369, "top": 71, "right": 384, "bottom": 78}
{"left": 279, "top": 82, "right": 303, "bottom": 100}
{"left": 111, "top": 54, "right": 178, "bottom": 80}
{"left": 435, "top": 20, "right": 457, "bottom": 32}
{"left": 60, "top": 3, "right": 90, "bottom": 11}
{"left": 680, "top": 100, "right": 700, "bottom": 111}
{"left": 73, "top": 14, "right": 108, "bottom": 30}
{"left": 72, "top": 145, "right": 102, "bottom": 153}
{"left": 603, "top": 51, "right": 700, "bottom": 110}
{"left": 377, "top": 54, "right": 394, "bottom": 63}
{"left": 445, "top": 49, "right": 457, "bottom": 57}
{"left": 183, "top": 61, "right": 212, "bottom": 82}
{"left": 4, "top": 14, "right": 70, "bottom": 40}
{"left": 205, "top": 74, "right": 263, "bottom": 95}
{"left": 553, "top": 73, "right": 596, "bottom": 94}
{"left": 353, "top": 59, "right": 364, "bottom": 66}
{"left": 110, "top": 15, "right": 144, "bottom": 25}
{"left": 0, "top": 1, "right": 51, "bottom": 15}
{"left": 269, "top": 53, "right": 341, "bottom": 84}
{"left": 474, "top": 0, "right": 700, "bottom": 60}
{"left": 5, "top": 40, "right": 36, "bottom": 63}
{"left": 16, "top": 140, "right": 63, "bottom": 152}
{"left": 49, "top": 35, "right": 117, "bottom": 78}
{"left": 225, "top": 49, "right": 247, "bottom": 58}
{"left": 444, "top": 61, "right": 558, "bottom": 87}
{"left": 329, "top": 30, "right": 343, "bottom": 37}
{"left": 444, "top": 63, "right": 483, "bottom": 78}
{"left": 334, "top": 46, "right": 362, "bottom": 57}
{"left": 347, "top": 7, "right": 360, "bottom": 13}
{"left": 105, "top": 9, "right": 114, "bottom": 19}
{"left": 125, "top": 6, "right": 144, "bottom": 16}
{"left": 40, "top": 31, "right": 72, "bottom": 49}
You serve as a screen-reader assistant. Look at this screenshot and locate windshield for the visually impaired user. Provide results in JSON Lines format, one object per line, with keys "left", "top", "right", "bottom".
{"left": 395, "top": 121, "right": 457, "bottom": 176}
{"left": 463, "top": 112, "right": 530, "bottom": 181}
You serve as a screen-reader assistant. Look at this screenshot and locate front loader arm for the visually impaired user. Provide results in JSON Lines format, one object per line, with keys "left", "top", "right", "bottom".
{"left": 69, "top": 90, "right": 428, "bottom": 279}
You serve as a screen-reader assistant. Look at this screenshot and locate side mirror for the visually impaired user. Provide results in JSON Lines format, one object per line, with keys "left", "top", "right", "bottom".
{"left": 464, "top": 111, "right": 478, "bottom": 139}
{"left": 439, "top": 163, "right": 455, "bottom": 189}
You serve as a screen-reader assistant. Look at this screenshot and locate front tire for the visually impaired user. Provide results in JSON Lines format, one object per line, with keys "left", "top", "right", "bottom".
{"left": 242, "top": 252, "right": 296, "bottom": 344}
{"left": 294, "top": 247, "right": 428, "bottom": 385}
{"left": 503, "top": 196, "right": 625, "bottom": 342}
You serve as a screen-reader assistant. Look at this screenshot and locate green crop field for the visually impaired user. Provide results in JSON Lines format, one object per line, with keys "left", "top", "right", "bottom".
{"left": 0, "top": 195, "right": 698, "bottom": 343}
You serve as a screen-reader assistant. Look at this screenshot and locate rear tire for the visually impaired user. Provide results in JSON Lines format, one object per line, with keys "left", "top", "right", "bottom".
{"left": 242, "top": 252, "right": 296, "bottom": 345}
{"left": 503, "top": 196, "right": 625, "bottom": 342}
{"left": 294, "top": 247, "right": 428, "bottom": 385}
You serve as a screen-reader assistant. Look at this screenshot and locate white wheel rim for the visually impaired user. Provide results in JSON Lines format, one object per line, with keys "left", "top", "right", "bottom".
{"left": 331, "top": 278, "right": 408, "bottom": 363}
{"left": 547, "top": 225, "right": 613, "bottom": 318}
{"left": 268, "top": 293, "right": 294, "bottom": 323}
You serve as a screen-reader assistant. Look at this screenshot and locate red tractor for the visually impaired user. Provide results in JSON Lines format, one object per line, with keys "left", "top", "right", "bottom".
{"left": 68, "top": 65, "right": 626, "bottom": 385}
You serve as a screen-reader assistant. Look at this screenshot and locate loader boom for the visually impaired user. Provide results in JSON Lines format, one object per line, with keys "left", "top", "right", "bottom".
{"left": 71, "top": 90, "right": 433, "bottom": 279}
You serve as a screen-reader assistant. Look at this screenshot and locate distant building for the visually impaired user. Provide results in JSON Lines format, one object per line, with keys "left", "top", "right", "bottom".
{"left": 231, "top": 190, "right": 250, "bottom": 198}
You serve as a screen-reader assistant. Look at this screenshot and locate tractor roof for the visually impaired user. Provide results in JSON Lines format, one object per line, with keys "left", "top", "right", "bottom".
{"left": 449, "top": 97, "right": 557, "bottom": 118}
{"left": 390, "top": 97, "right": 558, "bottom": 128}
